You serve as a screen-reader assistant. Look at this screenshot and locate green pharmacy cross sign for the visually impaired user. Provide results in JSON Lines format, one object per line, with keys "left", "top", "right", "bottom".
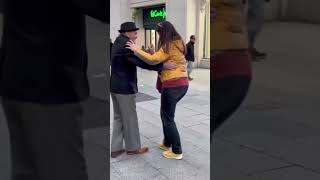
{"left": 150, "top": 8, "right": 166, "bottom": 19}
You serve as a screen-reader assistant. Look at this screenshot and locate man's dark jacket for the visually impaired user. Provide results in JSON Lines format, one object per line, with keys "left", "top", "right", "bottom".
{"left": 0, "top": 0, "right": 108, "bottom": 104}
{"left": 111, "top": 34, "right": 163, "bottom": 94}
{"left": 185, "top": 41, "right": 195, "bottom": 62}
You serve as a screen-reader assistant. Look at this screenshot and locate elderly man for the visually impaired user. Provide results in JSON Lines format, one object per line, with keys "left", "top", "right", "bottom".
{"left": 110, "top": 22, "right": 176, "bottom": 158}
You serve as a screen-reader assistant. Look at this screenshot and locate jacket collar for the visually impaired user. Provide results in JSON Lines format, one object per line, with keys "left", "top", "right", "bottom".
{"left": 119, "top": 34, "right": 129, "bottom": 40}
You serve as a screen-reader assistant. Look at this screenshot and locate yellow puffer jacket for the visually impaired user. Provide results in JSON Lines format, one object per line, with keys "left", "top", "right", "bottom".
{"left": 211, "top": 0, "right": 248, "bottom": 52}
{"left": 134, "top": 40, "right": 188, "bottom": 82}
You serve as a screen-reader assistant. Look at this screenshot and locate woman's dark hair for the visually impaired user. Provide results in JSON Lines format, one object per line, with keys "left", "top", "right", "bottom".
{"left": 156, "top": 21, "right": 186, "bottom": 54}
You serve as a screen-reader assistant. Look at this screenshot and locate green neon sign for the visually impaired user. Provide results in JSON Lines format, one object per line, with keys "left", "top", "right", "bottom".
{"left": 150, "top": 8, "right": 166, "bottom": 19}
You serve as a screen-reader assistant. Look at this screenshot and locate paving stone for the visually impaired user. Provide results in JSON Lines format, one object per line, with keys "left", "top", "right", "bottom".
{"left": 188, "top": 123, "right": 210, "bottom": 139}
{"left": 176, "top": 114, "right": 209, "bottom": 127}
{"left": 141, "top": 147, "right": 200, "bottom": 180}
{"left": 112, "top": 157, "right": 160, "bottom": 180}
{"left": 139, "top": 121, "right": 164, "bottom": 139}
{"left": 147, "top": 174, "right": 170, "bottom": 180}
{"left": 212, "top": 139, "right": 291, "bottom": 175}
{"left": 251, "top": 166, "right": 320, "bottom": 180}
{"left": 183, "top": 148, "right": 210, "bottom": 179}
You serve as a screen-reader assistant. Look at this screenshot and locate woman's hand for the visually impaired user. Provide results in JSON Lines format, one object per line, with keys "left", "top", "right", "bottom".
{"left": 125, "top": 40, "right": 137, "bottom": 51}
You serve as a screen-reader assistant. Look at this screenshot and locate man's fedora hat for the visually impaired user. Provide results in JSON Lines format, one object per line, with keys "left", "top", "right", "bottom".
{"left": 119, "top": 22, "right": 139, "bottom": 33}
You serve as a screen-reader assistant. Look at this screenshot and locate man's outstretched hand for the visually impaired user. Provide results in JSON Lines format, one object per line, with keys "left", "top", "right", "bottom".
{"left": 163, "top": 60, "right": 177, "bottom": 70}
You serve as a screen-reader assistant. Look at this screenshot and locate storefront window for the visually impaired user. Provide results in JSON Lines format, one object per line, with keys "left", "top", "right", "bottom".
{"left": 143, "top": 5, "right": 165, "bottom": 50}
{"left": 145, "top": 30, "right": 151, "bottom": 48}
{"left": 150, "top": 29, "right": 156, "bottom": 48}
{"left": 145, "top": 29, "right": 158, "bottom": 50}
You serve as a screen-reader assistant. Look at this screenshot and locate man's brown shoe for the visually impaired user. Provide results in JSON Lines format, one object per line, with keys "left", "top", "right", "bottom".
{"left": 111, "top": 149, "right": 126, "bottom": 158}
{"left": 127, "top": 147, "right": 149, "bottom": 155}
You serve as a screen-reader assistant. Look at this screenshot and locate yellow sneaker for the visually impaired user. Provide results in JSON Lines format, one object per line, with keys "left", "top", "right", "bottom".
{"left": 162, "top": 150, "right": 183, "bottom": 160}
{"left": 159, "top": 144, "right": 170, "bottom": 151}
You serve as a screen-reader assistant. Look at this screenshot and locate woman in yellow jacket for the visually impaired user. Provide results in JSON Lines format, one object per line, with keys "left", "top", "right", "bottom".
{"left": 126, "top": 21, "right": 188, "bottom": 160}
{"left": 211, "top": 0, "right": 252, "bottom": 139}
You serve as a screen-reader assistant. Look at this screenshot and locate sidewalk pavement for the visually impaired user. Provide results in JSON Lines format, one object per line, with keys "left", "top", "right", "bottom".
{"left": 110, "top": 68, "right": 210, "bottom": 180}
{"left": 213, "top": 22, "right": 320, "bottom": 179}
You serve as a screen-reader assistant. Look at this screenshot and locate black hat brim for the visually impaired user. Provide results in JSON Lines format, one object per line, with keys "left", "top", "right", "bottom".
{"left": 118, "top": 28, "right": 140, "bottom": 33}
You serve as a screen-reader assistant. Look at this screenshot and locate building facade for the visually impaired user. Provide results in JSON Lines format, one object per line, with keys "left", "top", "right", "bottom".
{"left": 264, "top": 0, "right": 320, "bottom": 23}
{"left": 111, "top": 0, "right": 210, "bottom": 68}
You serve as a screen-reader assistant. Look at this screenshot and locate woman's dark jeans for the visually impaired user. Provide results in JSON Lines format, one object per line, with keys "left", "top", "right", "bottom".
{"left": 211, "top": 76, "right": 251, "bottom": 139}
{"left": 160, "top": 86, "right": 188, "bottom": 154}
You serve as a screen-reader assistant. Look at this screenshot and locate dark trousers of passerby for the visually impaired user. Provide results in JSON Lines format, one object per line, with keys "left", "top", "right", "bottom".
{"left": 211, "top": 51, "right": 252, "bottom": 139}
{"left": 1, "top": 97, "right": 88, "bottom": 180}
{"left": 160, "top": 86, "right": 188, "bottom": 154}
